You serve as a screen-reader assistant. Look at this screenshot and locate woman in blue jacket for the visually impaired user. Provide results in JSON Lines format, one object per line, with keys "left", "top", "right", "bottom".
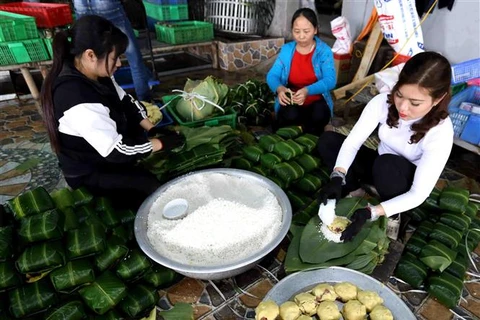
{"left": 267, "top": 8, "right": 336, "bottom": 136}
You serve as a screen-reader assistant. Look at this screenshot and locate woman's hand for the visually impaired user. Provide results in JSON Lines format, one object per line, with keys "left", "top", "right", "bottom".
{"left": 277, "top": 86, "right": 291, "bottom": 106}
{"left": 140, "top": 118, "right": 155, "bottom": 131}
{"left": 292, "top": 88, "right": 308, "bottom": 105}
{"left": 150, "top": 138, "right": 163, "bottom": 152}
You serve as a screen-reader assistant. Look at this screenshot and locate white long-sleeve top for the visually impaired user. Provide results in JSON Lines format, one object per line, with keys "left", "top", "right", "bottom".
{"left": 335, "top": 93, "right": 454, "bottom": 216}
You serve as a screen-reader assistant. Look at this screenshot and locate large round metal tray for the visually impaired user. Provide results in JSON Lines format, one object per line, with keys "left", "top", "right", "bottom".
{"left": 135, "top": 168, "right": 292, "bottom": 280}
{"left": 264, "top": 266, "right": 415, "bottom": 320}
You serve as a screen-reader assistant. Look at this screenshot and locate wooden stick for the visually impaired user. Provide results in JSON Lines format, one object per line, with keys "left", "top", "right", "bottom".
{"left": 333, "top": 75, "right": 375, "bottom": 100}
{"left": 352, "top": 22, "right": 383, "bottom": 82}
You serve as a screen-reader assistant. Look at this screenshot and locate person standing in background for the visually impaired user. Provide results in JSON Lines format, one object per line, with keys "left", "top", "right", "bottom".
{"left": 73, "top": 0, "right": 153, "bottom": 102}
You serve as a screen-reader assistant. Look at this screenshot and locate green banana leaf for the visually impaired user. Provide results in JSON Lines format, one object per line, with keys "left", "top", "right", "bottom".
{"left": 8, "top": 279, "right": 57, "bottom": 318}
{"left": 439, "top": 186, "right": 469, "bottom": 213}
{"left": 50, "top": 188, "right": 75, "bottom": 210}
{"left": 16, "top": 241, "right": 65, "bottom": 274}
{"left": 439, "top": 212, "right": 471, "bottom": 232}
{"left": 299, "top": 197, "right": 371, "bottom": 264}
{"left": 117, "top": 209, "right": 136, "bottom": 225}
{"left": 420, "top": 240, "right": 457, "bottom": 272}
{"left": 405, "top": 235, "right": 427, "bottom": 255}
{"left": 294, "top": 134, "right": 319, "bottom": 153}
{"left": 273, "top": 161, "right": 305, "bottom": 183}
{"left": 82, "top": 214, "right": 108, "bottom": 233}
{"left": 429, "top": 223, "right": 463, "bottom": 249}
{"left": 0, "top": 261, "right": 21, "bottom": 291}
{"left": 445, "top": 255, "right": 468, "bottom": 279}
{"left": 18, "top": 209, "right": 63, "bottom": 243}
{"left": 118, "top": 284, "right": 159, "bottom": 319}
{"left": 427, "top": 272, "right": 464, "bottom": 308}
{"left": 0, "top": 226, "right": 13, "bottom": 262}
{"left": 293, "top": 174, "right": 323, "bottom": 193}
{"left": 232, "top": 157, "right": 253, "bottom": 170}
{"left": 260, "top": 153, "right": 283, "bottom": 170}
{"left": 66, "top": 225, "right": 106, "bottom": 260}
{"left": 415, "top": 220, "right": 435, "bottom": 238}
{"left": 71, "top": 187, "right": 94, "bottom": 207}
{"left": 95, "top": 197, "right": 120, "bottom": 228}
{"left": 242, "top": 145, "right": 264, "bottom": 162}
{"left": 159, "top": 303, "right": 194, "bottom": 320}
{"left": 75, "top": 205, "right": 96, "bottom": 224}
{"left": 115, "top": 249, "right": 151, "bottom": 281}
{"left": 142, "top": 265, "right": 178, "bottom": 288}
{"left": 44, "top": 300, "right": 85, "bottom": 320}
{"left": 180, "top": 125, "right": 233, "bottom": 151}
{"left": 267, "top": 175, "right": 289, "bottom": 190}
{"left": 286, "top": 191, "right": 311, "bottom": 212}
{"left": 409, "top": 207, "right": 430, "bottom": 223}
{"left": 420, "top": 187, "right": 441, "bottom": 211}
{"left": 259, "top": 134, "right": 284, "bottom": 152}
{"left": 394, "top": 255, "right": 428, "bottom": 288}
{"left": 276, "top": 126, "right": 302, "bottom": 139}
{"left": 93, "top": 309, "right": 123, "bottom": 320}
{"left": 95, "top": 243, "right": 129, "bottom": 272}
{"left": 345, "top": 252, "right": 376, "bottom": 270}
{"left": 250, "top": 166, "right": 269, "bottom": 177}
{"left": 50, "top": 259, "right": 95, "bottom": 293}
{"left": 295, "top": 154, "right": 321, "bottom": 173}
{"left": 78, "top": 271, "right": 127, "bottom": 315}
{"left": 60, "top": 207, "right": 80, "bottom": 231}
{"left": 465, "top": 202, "right": 479, "bottom": 219}
{"left": 6, "top": 187, "right": 55, "bottom": 221}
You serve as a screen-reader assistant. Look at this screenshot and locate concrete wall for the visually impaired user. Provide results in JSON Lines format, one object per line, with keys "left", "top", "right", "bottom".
{"left": 341, "top": 0, "right": 480, "bottom": 64}
{"left": 266, "top": 0, "right": 300, "bottom": 38}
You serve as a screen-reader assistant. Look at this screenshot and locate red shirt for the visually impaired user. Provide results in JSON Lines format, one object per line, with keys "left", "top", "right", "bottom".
{"left": 288, "top": 49, "right": 322, "bottom": 106}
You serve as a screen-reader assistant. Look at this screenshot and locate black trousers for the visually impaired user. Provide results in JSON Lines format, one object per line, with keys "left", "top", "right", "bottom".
{"left": 317, "top": 131, "right": 417, "bottom": 202}
{"left": 276, "top": 98, "right": 331, "bottom": 136}
{"left": 66, "top": 164, "right": 161, "bottom": 210}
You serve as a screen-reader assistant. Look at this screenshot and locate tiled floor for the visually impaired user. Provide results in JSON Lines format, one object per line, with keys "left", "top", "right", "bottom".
{"left": 1, "top": 67, "right": 480, "bottom": 320}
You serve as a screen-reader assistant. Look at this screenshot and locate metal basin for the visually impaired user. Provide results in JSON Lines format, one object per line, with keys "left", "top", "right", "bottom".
{"left": 135, "top": 168, "right": 292, "bottom": 280}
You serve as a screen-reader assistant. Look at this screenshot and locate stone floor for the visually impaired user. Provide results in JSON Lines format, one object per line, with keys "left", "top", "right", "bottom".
{"left": 1, "top": 67, "right": 480, "bottom": 320}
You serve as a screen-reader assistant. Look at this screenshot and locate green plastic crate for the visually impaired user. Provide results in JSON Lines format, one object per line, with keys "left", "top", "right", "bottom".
{"left": 0, "top": 11, "right": 38, "bottom": 42}
{"left": 143, "top": 2, "right": 188, "bottom": 21}
{"left": 155, "top": 21, "right": 213, "bottom": 44}
{"left": 44, "top": 37, "right": 52, "bottom": 58}
{"left": 162, "top": 94, "right": 237, "bottom": 128}
{"left": 0, "top": 38, "right": 50, "bottom": 66}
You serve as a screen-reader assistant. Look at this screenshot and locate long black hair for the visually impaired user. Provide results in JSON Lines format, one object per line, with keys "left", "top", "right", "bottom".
{"left": 40, "top": 15, "right": 128, "bottom": 153}
{"left": 386, "top": 51, "right": 452, "bottom": 143}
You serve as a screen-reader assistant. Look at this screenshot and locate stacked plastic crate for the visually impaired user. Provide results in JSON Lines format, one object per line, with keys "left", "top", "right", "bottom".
{"left": 0, "top": 2, "right": 73, "bottom": 62}
{"left": 448, "top": 58, "right": 480, "bottom": 146}
{"left": 0, "top": 11, "right": 49, "bottom": 66}
{"left": 143, "top": 0, "right": 214, "bottom": 45}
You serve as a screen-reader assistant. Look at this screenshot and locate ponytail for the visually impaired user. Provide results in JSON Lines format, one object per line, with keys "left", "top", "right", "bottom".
{"left": 40, "top": 30, "right": 71, "bottom": 154}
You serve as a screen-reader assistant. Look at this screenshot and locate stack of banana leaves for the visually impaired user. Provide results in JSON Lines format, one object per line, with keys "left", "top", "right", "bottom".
{"left": 222, "top": 79, "right": 275, "bottom": 126}
{"left": 141, "top": 125, "right": 241, "bottom": 182}
{"left": 229, "top": 126, "right": 390, "bottom": 275}
{"left": 395, "top": 186, "right": 480, "bottom": 309}
{"left": 0, "top": 186, "right": 189, "bottom": 319}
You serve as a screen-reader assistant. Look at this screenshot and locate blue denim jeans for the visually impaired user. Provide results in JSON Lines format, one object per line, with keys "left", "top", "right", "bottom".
{"left": 73, "top": 0, "right": 152, "bottom": 101}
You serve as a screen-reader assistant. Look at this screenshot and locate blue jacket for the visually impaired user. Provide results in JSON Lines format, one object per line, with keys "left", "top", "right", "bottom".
{"left": 266, "top": 36, "right": 336, "bottom": 115}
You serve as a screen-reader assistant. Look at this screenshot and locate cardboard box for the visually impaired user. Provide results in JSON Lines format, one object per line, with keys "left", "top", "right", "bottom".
{"left": 334, "top": 53, "right": 352, "bottom": 86}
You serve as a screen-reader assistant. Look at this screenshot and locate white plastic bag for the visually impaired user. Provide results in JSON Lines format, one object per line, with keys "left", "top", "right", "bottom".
{"left": 374, "top": 63, "right": 405, "bottom": 93}
{"left": 374, "top": 0, "right": 425, "bottom": 57}
{"left": 330, "top": 16, "right": 352, "bottom": 54}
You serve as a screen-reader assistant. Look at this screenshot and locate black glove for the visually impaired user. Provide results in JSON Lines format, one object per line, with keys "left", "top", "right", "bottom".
{"left": 317, "top": 176, "right": 343, "bottom": 205}
{"left": 147, "top": 127, "right": 185, "bottom": 153}
{"left": 341, "top": 208, "right": 371, "bottom": 242}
